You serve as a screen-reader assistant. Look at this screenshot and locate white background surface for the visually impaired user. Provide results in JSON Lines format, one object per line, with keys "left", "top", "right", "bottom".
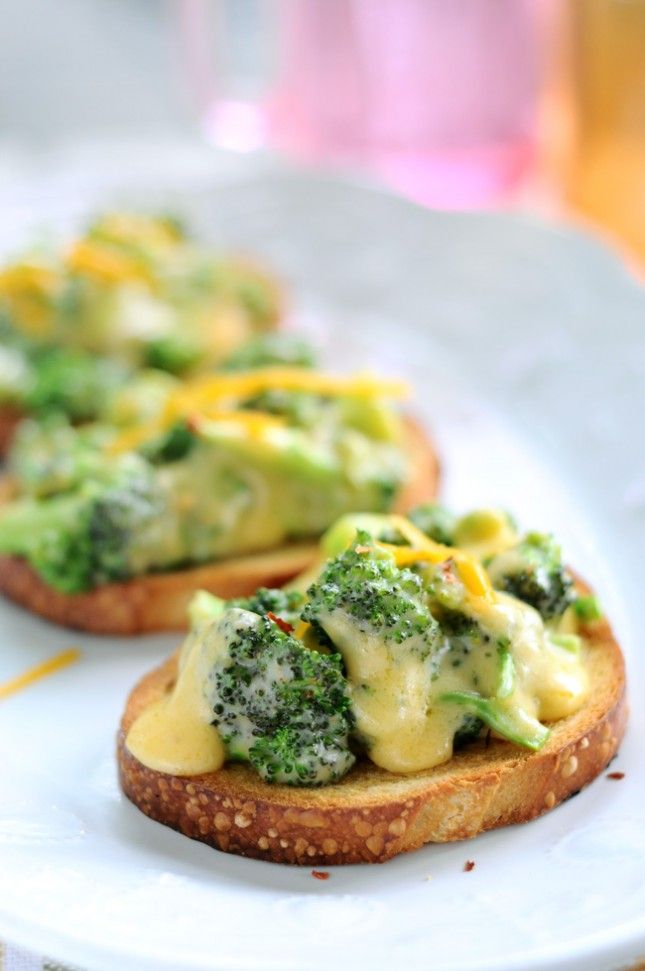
{"left": 0, "top": 168, "right": 642, "bottom": 971}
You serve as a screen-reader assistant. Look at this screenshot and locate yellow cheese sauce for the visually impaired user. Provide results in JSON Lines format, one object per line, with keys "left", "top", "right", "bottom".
{"left": 126, "top": 628, "right": 226, "bottom": 776}
{"left": 125, "top": 517, "right": 589, "bottom": 780}
{"left": 318, "top": 592, "right": 588, "bottom": 775}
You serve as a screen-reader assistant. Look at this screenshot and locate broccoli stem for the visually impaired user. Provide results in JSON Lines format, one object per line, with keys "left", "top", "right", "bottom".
{"left": 496, "top": 644, "right": 515, "bottom": 699}
{"left": 440, "top": 690, "right": 550, "bottom": 751}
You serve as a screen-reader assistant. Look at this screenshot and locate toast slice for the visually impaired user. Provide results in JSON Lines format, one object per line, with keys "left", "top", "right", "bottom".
{"left": 0, "top": 406, "right": 22, "bottom": 459}
{"left": 0, "top": 417, "right": 439, "bottom": 634}
{"left": 117, "top": 607, "right": 626, "bottom": 865}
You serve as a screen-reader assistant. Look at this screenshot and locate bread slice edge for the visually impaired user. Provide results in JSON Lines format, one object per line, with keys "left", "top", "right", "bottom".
{"left": 117, "top": 608, "right": 627, "bottom": 865}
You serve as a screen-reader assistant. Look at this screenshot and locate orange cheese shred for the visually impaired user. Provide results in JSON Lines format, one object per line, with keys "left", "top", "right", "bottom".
{"left": 0, "top": 648, "right": 81, "bottom": 701}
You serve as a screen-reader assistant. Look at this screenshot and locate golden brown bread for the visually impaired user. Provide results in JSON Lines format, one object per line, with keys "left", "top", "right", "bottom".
{"left": 0, "top": 406, "right": 22, "bottom": 458}
{"left": 0, "top": 416, "right": 439, "bottom": 634}
{"left": 118, "top": 608, "right": 627, "bottom": 865}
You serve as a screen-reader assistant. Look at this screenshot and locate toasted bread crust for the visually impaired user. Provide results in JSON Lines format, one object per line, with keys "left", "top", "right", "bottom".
{"left": 118, "top": 609, "right": 627, "bottom": 865}
{"left": 0, "top": 406, "right": 22, "bottom": 458}
{"left": 0, "top": 417, "right": 438, "bottom": 633}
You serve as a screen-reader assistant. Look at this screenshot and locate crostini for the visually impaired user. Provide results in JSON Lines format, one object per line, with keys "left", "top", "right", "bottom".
{"left": 118, "top": 507, "right": 626, "bottom": 864}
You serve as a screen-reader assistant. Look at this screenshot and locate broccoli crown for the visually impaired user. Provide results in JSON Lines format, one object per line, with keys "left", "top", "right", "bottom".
{"left": 144, "top": 335, "right": 201, "bottom": 375}
{"left": 302, "top": 530, "right": 440, "bottom": 657}
{"left": 207, "top": 610, "right": 354, "bottom": 785}
{"left": 9, "top": 415, "right": 111, "bottom": 498}
{"left": 228, "top": 587, "right": 306, "bottom": 627}
{"left": 140, "top": 420, "right": 196, "bottom": 464}
{"left": 222, "top": 334, "right": 316, "bottom": 372}
{"left": 24, "top": 346, "right": 126, "bottom": 421}
{"left": 435, "top": 609, "right": 498, "bottom": 689}
{"left": 408, "top": 502, "right": 457, "bottom": 546}
{"left": 80, "top": 468, "right": 164, "bottom": 585}
{"left": 486, "top": 531, "right": 574, "bottom": 620}
{"left": 0, "top": 455, "right": 165, "bottom": 593}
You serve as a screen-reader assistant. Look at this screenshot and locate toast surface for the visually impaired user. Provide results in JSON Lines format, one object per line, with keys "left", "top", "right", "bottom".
{"left": 118, "top": 609, "right": 627, "bottom": 865}
{"left": 0, "top": 416, "right": 438, "bottom": 633}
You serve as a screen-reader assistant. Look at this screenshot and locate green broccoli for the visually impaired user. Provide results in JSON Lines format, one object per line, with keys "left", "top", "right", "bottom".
{"left": 302, "top": 531, "right": 441, "bottom": 658}
{"left": 486, "top": 532, "right": 574, "bottom": 620}
{"left": 144, "top": 335, "right": 201, "bottom": 375}
{"left": 227, "top": 587, "right": 306, "bottom": 627}
{"left": 140, "top": 420, "right": 196, "bottom": 464}
{"left": 23, "top": 346, "right": 126, "bottom": 421}
{"left": 0, "top": 454, "right": 165, "bottom": 593}
{"left": 408, "top": 502, "right": 457, "bottom": 546}
{"left": 222, "top": 333, "right": 316, "bottom": 372}
{"left": 9, "top": 415, "right": 112, "bottom": 497}
{"left": 206, "top": 609, "right": 354, "bottom": 785}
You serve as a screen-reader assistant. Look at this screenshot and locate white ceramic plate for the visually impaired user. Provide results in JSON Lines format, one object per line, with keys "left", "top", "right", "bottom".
{"left": 0, "top": 169, "right": 642, "bottom": 971}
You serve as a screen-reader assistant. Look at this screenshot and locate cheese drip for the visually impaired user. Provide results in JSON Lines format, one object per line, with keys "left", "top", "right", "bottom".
{"left": 125, "top": 627, "right": 226, "bottom": 775}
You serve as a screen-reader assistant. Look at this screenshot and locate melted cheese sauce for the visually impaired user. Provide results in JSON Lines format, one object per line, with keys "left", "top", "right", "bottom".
{"left": 125, "top": 627, "right": 226, "bottom": 775}
{"left": 476, "top": 594, "right": 588, "bottom": 721}
{"left": 125, "top": 525, "right": 589, "bottom": 779}
{"left": 317, "top": 591, "right": 588, "bottom": 774}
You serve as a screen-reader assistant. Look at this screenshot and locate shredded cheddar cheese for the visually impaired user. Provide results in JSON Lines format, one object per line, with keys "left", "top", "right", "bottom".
{"left": 91, "top": 213, "right": 183, "bottom": 248}
{"left": 0, "top": 648, "right": 81, "bottom": 700}
{"left": 378, "top": 540, "right": 494, "bottom": 601}
{"left": 107, "top": 409, "right": 287, "bottom": 455}
{"left": 0, "top": 264, "right": 59, "bottom": 337}
{"left": 164, "top": 368, "right": 409, "bottom": 418}
{"left": 108, "top": 368, "right": 408, "bottom": 454}
{"left": 293, "top": 620, "right": 310, "bottom": 640}
{"left": 0, "top": 264, "right": 58, "bottom": 295}
{"left": 66, "top": 241, "right": 151, "bottom": 286}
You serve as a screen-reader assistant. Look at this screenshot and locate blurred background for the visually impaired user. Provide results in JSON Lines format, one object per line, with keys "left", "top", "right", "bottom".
{"left": 1, "top": 0, "right": 643, "bottom": 265}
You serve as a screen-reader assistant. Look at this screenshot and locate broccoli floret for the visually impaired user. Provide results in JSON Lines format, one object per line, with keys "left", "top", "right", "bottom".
{"left": 9, "top": 415, "right": 112, "bottom": 497}
{"left": 436, "top": 609, "right": 498, "bottom": 690}
{"left": 222, "top": 333, "right": 315, "bottom": 372}
{"left": 0, "top": 455, "right": 165, "bottom": 592}
{"left": 144, "top": 335, "right": 201, "bottom": 375}
{"left": 206, "top": 609, "right": 354, "bottom": 785}
{"left": 238, "top": 387, "right": 324, "bottom": 427}
{"left": 408, "top": 503, "right": 456, "bottom": 546}
{"left": 24, "top": 346, "right": 126, "bottom": 421}
{"left": 486, "top": 532, "right": 574, "bottom": 620}
{"left": 227, "top": 587, "right": 306, "bottom": 627}
{"left": 303, "top": 531, "right": 440, "bottom": 657}
{"left": 140, "top": 420, "right": 196, "bottom": 464}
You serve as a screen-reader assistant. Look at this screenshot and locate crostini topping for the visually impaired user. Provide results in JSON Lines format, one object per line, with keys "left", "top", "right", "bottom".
{"left": 0, "top": 212, "right": 280, "bottom": 371}
{"left": 0, "top": 212, "right": 285, "bottom": 429}
{"left": 127, "top": 506, "right": 590, "bottom": 784}
{"left": 0, "top": 365, "right": 410, "bottom": 593}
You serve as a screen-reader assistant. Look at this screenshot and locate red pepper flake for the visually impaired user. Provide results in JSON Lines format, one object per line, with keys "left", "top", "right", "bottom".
{"left": 267, "top": 612, "right": 294, "bottom": 634}
{"left": 464, "top": 860, "right": 476, "bottom": 872}
{"left": 186, "top": 414, "right": 202, "bottom": 434}
{"left": 607, "top": 771, "right": 625, "bottom": 780}
{"left": 311, "top": 870, "right": 330, "bottom": 880}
